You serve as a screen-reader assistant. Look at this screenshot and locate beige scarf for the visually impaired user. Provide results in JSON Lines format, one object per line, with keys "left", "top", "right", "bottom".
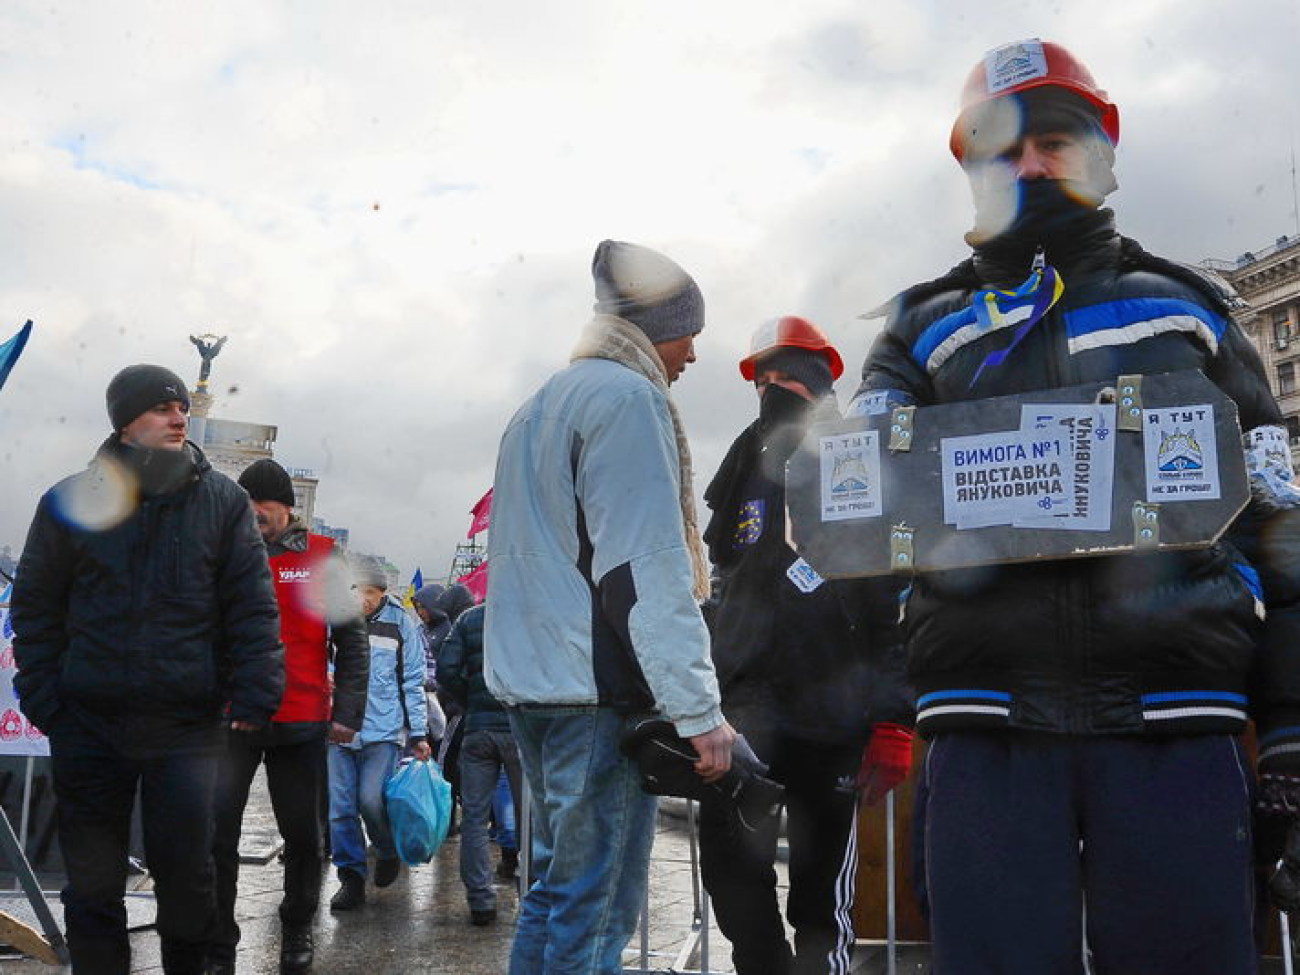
{"left": 571, "top": 313, "right": 711, "bottom": 601}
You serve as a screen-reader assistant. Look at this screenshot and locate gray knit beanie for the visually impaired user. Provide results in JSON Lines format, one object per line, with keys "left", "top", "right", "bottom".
{"left": 592, "top": 240, "right": 705, "bottom": 344}
{"left": 105, "top": 364, "right": 190, "bottom": 432}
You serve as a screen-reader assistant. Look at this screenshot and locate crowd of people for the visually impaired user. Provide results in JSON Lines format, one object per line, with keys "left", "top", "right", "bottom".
{"left": 9, "top": 34, "right": 1300, "bottom": 975}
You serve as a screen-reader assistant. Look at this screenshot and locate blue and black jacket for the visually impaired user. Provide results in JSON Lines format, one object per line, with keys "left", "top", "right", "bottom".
{"left": 852, "top": 210, "right": 1300, "bottom": 771}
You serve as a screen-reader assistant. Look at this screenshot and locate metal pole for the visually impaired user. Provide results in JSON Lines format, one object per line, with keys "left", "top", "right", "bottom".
{"left": 687, "top": 800, "right": 710, "bottom": 974}
{"left": 519, "top": 772, "right": 531, "bottom": 898}
{"left": 0, "top": 805, "right": 66, "bottom": 963}
{"left": 18, "top": 755, "right": 33, "bottom": 850}
{"left": 886, "top": 790, "right": 897, "bottom": 975}
{"left": 1283, "top": 907, "right": 1295, "bottom": 975}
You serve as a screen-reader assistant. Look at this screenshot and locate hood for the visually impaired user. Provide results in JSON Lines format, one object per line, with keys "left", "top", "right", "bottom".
{"left": 437, "top": 583, "right": 476, "bottom": 620}
{"left": 413, "top": 583, "right": 448, "bottom": 622}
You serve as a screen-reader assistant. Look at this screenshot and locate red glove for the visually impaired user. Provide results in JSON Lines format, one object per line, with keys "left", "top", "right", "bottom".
{"left": 857, "top": 723, "right": 914, "bottom": 806}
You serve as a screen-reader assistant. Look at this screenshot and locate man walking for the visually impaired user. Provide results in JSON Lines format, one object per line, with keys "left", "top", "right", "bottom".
{"left": 208, "top": 458, "right": 370, "bottom": 974}
{"left": 11, "top": 364, "right": 284, "bottom": 975}
{"left": 486, "top": 240, "right": 735, "bottom": 974}
{"left": 437, "top": 597, "right": 522, "bottom": 927}
{"left": 327, "top": 563, "right": 429, "bottom": 910}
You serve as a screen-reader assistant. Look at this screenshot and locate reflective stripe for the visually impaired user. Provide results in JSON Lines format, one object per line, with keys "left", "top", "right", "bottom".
{"left": 1142, "top": 706, "right": 1247, "bottom": 722}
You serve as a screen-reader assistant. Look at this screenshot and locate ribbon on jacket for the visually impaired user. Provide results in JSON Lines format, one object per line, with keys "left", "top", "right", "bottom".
{"left": 968, "top": 251, "right": 1066, "bottom": 390}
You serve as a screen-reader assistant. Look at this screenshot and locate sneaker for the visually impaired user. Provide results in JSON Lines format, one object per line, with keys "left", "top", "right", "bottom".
{"left": 329, "top": 868, "right": 365, "bottom": 911}
{"left": 279, "top": 925, "right": 313, "bottom": 973}
{"left": 496, "top": 848, "right": 519, "bottom": 881}
{"left": 470, "top": 907, "right": 497, "bottom": 926}
{"left": 373, "top": 856, "right": 402, "bottom": 888}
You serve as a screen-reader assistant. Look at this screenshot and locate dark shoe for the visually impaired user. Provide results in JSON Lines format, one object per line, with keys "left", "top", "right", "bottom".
{"left": 329, "top": 868, "right": 365, "bottom": 911}
{"left": 496, "top": 848, "right": 519, "bottom": 880}
{"left": 470, "top": 907, "right": 497, "bottom": 926}
{"left": 207, "top": 960, "right": 235, "bottom": 975}
{"left": 373, "top": 856, "right": 401, "bottom": 888}
{"left": 280, "top": 925, "right": 313, "bottom": 973}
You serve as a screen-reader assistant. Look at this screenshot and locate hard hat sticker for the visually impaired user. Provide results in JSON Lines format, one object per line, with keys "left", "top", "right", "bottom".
{"left": 984, "top": 39, "right": 1048, "bottom": 95}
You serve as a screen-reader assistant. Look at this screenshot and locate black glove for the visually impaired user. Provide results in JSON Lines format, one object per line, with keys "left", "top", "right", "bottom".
{"left": 1259, "top": 773, "right": 1300, "bottom": 913}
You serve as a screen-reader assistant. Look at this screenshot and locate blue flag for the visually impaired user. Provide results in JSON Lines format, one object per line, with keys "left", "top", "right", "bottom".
{"left": 0, "top": 321, "right": 32, "bottom": 392}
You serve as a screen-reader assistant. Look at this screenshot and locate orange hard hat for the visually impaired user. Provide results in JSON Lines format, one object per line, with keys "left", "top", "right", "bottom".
{"left": 950, "top": 38, "right": 1119, "bottom": 161}
{"left": 739, "top": 315, "right": 844, "bottom": 382}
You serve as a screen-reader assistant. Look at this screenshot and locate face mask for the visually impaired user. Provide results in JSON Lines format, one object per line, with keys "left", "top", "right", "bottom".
{"left": 968, "top": 175, "right": 1103, "bottom": 246}
{"left": 758, "top": 381, "right": 813, "bottom": 433}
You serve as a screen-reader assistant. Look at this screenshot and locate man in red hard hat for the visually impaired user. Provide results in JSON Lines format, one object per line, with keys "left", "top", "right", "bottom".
{"left": 850, "top": 38, "right": 1300, "bottom": 973}
{"left": 702, "top": 317, "right": 912, "bottom": 974}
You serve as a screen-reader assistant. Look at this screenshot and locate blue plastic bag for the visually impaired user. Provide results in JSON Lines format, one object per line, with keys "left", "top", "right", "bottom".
{"left": 383, "top": 758, "right": 452, "bottom": 865}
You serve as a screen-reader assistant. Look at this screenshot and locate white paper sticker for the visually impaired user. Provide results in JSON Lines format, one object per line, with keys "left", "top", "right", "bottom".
{"left": 786, "top": 557, "right": 825, "bottom": 593}
{"left": 1143, "top": 404, "right": 1220, "bottom": 501}
{"left": 819, "top": 431, "right": 883, "bottom": 522}
{"left": 1015, "top": 403, "right": 1116, "bottom": 531}
{"left": 940, "top": 429, "right": 1069, "bottom": 530}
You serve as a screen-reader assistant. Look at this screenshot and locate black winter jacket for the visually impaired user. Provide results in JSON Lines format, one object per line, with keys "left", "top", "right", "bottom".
{"left": 704, "top": 390, "right": 912, "bottom": 746}
{"left": 854, "top": 209, "right": 1300, "bottom": 771}
{"left": 11, "top": 437, "right": 285, "bottom": 754}
{"left": 437, "top": 604, "right": 510, "bottom": 734}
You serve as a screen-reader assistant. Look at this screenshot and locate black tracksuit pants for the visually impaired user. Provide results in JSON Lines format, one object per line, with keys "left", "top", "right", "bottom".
{"left": 699, "top": 732, "right": 862, "bottom": 975}
{"left": 211, "top": 724, "right": 327, "bottom": 955}
{"left": 922, "top": 732, "right": 1257, "bottom": 975}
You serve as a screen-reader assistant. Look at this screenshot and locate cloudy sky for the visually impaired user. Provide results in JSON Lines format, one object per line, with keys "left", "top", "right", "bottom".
{"left": 1, "top": 0, "right": 1298, "bottom": 582}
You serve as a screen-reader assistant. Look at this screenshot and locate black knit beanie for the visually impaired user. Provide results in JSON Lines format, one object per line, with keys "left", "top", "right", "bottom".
{"left": 238, "top": 458, "right": 296, "bottom": 507}
{"left": 105, "top": 364, "right": 191, "bottom": 432}
{"left": 592, "top": 240, "right": 705, "bottom": 344}
{"left": 752, "top": 348, "right": 835, "bottom": 399}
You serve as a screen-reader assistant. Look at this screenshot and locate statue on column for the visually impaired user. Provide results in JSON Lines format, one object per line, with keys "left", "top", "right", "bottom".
{"left": 189, "top": 333, "right": 227, "bottom": 390}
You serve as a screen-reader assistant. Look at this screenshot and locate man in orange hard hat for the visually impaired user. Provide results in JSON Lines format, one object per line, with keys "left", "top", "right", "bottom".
{"left": 701, "top": 317, "right": 912, "bottom": 974}
{"left": 849, "top": 38, "right": 1300, "bottom": 973}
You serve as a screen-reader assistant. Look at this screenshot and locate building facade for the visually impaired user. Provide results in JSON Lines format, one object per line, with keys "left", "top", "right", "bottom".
{"left": 1205, "top": 233, "right": 1300, "bottom": 453}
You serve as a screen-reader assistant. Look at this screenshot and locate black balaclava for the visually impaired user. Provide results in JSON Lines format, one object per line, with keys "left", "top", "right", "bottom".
{"left": 964, "top": 89, "right": 1118, "bottom": 260}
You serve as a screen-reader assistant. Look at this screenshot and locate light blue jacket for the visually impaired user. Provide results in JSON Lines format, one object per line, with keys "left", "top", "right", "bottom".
{"left": 485, "top": 356, "right": 723, "bottom": 739}
{"left": 345, "top": 594, "right": 428, "bottom": 748}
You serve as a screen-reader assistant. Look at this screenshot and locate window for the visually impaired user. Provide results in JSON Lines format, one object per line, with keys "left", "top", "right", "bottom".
{"left": 1280, "top": 362, "right": 1296, "bottom": 396}
{"left": 1275, "top": 312, "right": 1295, "bottom": 350}
{"left": 1287, "top": 416, "right": 1300, "bottom": 444}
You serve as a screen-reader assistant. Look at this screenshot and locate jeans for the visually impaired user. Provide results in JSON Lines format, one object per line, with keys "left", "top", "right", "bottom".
{"left": 458, "top": 728, "right": 523, "bottom": 911}
{"left": 211, "top": 726, "right": 326, "bottom": 956}
{"left": 924, "top": 732, "right": 1257, "bottom": 975}
{"left": 507, "top": 706, "right": 657, "bottom": 975}
{"left": 49, "top": 711, "right": 220, "bottom": 975}
{"left": 328, "top": 741, "right": 400, "bottom": 876}
{"left": 492, "top": 767, "right": 518, "bottom": 850}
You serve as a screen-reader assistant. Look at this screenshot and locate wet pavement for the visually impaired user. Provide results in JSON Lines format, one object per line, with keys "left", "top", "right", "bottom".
{"left": 0, "top": 780, "right": 772, "bottom": 974}
{"left": 7, "top": 772, "right": 1293, "bottom": 973}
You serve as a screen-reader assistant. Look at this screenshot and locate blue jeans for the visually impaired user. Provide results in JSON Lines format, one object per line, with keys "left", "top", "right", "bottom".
{"left": 328, "top": 741, "right": 400, "bottom": 876}
{"left": 507, "top": 706, "right": 658, "bottom": 975}
{"left": 459, "top": 728, "right": 523, "bottom": 911}
{"left": 492, "top": 767, "right": 518, "bottom": 850}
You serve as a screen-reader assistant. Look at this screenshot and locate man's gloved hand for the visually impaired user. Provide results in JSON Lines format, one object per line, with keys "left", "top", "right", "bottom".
{"left": 858, "top": 723, "right": 914, "bottom": 806}
{"left": 1260, "top": 773, "right": 1300, "bottom": 912}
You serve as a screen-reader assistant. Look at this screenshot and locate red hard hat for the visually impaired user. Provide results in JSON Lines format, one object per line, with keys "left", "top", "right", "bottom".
{"left": 950, "top": 38, "right": 1119, "bottom": 161}
{"left": 738, "top": 316, "right": 844, "bottom": 381}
